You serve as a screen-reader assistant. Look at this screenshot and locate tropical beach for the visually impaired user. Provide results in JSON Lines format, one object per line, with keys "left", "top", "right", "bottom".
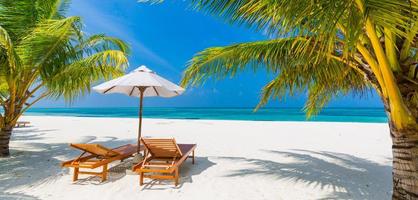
{"left": 0, "top": 0, "right": 417, "bottom": 199}
{"left": 2, "top": 115, "right": 392, "bottom": 200}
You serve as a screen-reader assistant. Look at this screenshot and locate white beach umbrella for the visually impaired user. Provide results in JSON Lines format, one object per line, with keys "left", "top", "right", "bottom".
{"left": 93, "top": 65, "right": 185, "bottom": 152}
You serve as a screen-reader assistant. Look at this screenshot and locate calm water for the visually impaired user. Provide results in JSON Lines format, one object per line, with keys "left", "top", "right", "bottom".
{"left": 23, "top": 107, "right": 387, "bottom": 123}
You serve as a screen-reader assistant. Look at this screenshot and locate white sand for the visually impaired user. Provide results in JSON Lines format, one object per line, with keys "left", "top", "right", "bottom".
{"left": 0, "top": 116, "right": 392, "bottom": 200}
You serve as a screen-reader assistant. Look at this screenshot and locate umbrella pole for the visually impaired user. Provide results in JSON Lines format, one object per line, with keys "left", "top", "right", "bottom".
{"left": 137, "top": 88, "right": 144, "bottom": 153}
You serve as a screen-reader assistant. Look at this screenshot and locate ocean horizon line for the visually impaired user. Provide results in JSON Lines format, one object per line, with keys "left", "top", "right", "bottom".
{"left": 20, "top": 107, "right": 388, "bottom": 123}
{"left": 30, "top": 106, "right": 385, "bottom": 109}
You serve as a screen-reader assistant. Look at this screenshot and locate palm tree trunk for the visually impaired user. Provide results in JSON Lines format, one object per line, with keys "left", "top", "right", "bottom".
{"left": 390, "top": 124, "right": 418, "bottom": 199}
{"left": 0, "top": 125, "right": 13, "bottom": 157}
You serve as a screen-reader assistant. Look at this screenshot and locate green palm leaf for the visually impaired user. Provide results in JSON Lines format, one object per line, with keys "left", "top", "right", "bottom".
{"left": 0, "top": 0, "right": 130, "bottom": 125}
{"left": 179, "top": 0, "right": 418, "bottom": 127}
{"left": 45, "top": 49, "right": 127, "bottom": 101}
{"left": 182, "top": 38, "right": 369, "bottom": 116}
{"left": 0, "top": 25, "right": 19, "bottom": 74}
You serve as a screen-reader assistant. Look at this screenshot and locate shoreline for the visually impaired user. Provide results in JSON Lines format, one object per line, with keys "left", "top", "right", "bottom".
{"left": 21, "top": 115, "right": 388, "bottom": 124}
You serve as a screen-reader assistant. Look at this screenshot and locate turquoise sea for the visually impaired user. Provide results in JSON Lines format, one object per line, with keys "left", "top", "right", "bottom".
{"left": 23, "top": 107, "right": 387, "bottom": 123}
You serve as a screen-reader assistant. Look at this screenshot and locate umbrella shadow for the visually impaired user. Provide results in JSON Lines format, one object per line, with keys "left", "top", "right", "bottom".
{"left": 218, "top": 149, "right": 392, "bottom": 199}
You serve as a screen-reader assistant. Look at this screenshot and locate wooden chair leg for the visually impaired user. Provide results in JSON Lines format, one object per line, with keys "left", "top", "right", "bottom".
{"left": 139, "top": 172, "right": 144, "bottom": 186}
{"left": 101, "top": 164, "right": 108, "bottom": 182}
{"left": 174, "top": 168, "right": 179, "bottom": 186}
{"left": 192, "top": 150, "right": 195, "bottom": 164}
{"left": 73, "top": 167, "right": 79, "bottom": 181}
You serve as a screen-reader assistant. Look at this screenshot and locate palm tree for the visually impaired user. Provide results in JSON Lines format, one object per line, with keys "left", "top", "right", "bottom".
{"left": 179, "top": 0, "right": 418, "bottom": 199}
{"left": 0, "top": 0, "right": 129, "bottom": 157}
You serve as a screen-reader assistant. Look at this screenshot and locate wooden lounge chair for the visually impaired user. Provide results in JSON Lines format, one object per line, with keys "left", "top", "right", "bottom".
{"left": 132, "top": 138, "right": 196, "bottom": 187}
{"left": 61, "top": 143, "right": 139, "bottom": 182}
{"left": 15, "top": 121, "right": 30, "bottom": 127}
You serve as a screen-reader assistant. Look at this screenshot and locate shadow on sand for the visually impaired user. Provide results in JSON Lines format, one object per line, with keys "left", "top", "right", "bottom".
{"left": 0, "top": 127, "right": 216, "bottom": 197}
{"left": 11, "top": 128, "right": 58, "bottom": 141}
{"left": 139, "top": 156, "right": 216, "bottom": 190}
{"left": 0, "top": 127, "right": 137, "bottom": 199}
{"left": 219, "top": 149, "right": 392, "bottom": 199}
{"left": 1, "top": 127, "right": 392, "bottom": 199}
{"left": 0, "top": 193, "right": 42, "bottom": 200}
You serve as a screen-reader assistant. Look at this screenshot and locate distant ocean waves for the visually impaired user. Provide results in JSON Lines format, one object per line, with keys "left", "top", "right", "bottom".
{"left": 23, "top": 107, "right": 387, "bottom": 123}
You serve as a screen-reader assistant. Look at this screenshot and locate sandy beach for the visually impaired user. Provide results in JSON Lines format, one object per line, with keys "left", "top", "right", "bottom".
{"left": 0, "top": 116, "right": 392, "bottom": 200}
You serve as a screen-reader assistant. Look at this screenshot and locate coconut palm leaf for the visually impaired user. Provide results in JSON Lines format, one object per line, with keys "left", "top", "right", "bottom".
{"left": 17, "top": 17, "right": 80, "bottom": 60}
{"left": 0, "top": 0, "right": 129, "bottom": 125}
{"left": 191, "top": 0, "right": 417, "bottom": 35}
{"left": 180, "top": 0, "right": 418, "bottom": 126}
{"left": 78, "top": 34, "right": 131, "bottom": 56}
{"left": 174, "top": 0, "right": 418, "bottom": 197}
{"left": 0, "top": 0, "right": 43, "bottom": 41}
{"left": 45, "top": 49, "right": 127, "bottom": 101}
{"left": 0, "top": 25, "right": 19, "bottom": 74}
{"left": 182, "top": 38, "right": 369, "bottom": 116}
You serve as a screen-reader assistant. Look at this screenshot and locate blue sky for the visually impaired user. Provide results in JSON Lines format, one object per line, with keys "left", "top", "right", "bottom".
{"left": 36, "top": 0, "right": 383, "bottom": 108}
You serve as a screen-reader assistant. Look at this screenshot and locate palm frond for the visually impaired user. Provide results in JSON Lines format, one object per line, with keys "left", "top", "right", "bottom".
{"left": 0, "top": 25, "right": 19, "bottom": 74}
{"left": 258, "top": 59, "right": 368, "bottom": 117}
{"left": 0, "top": 0, "right": 41, "bottom": 42}
{"left": 182, "top": 38, "right": 305, "bottom": 86}
{"left": 44, "top": 49, "right": 127, "bottom": 101}
{"left": 0, "top": 0, "right": 129, "bottom": 112}
{"left": 35, "top": 0, "right": 66, "bottom": 20}
{"left": 190, "top": 0, "right": 418, "bottom": 64}
{"left": 182, "top": 38, "right": 369, "bottom": 115}
{"left": 0, "top": 76, "right": 9, "bottom": 101}
{"left": 16, "top": 16, "right": 81, "bottom": 70}
{"left": 191, "top": 0, "right": 417, "bottom": 35}
{"left": 78, "top": 34, "right": 131, "bottom": 55}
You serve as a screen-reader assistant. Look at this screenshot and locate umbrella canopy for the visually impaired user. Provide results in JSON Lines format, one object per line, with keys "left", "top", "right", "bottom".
{"left": 93, "top": 65, "right": 184, "bottom": 97}
{"left": 93, "top": 65, "right": 184, "bottom": 152}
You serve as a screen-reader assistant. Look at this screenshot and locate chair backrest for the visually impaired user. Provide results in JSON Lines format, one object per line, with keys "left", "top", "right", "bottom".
{"left": 141, "top": 138, "right": 182, "bottom": 158}
{"left": 70, "top": 143, "right": 120, "bottom": 157}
